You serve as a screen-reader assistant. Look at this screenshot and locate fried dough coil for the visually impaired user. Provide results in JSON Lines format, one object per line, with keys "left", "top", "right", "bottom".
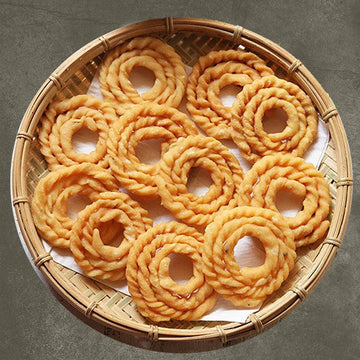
{"left": 38, "top": 95, "right": 117, "bottom": 170}
{"left": 107, "top": 103, "right": 198, "bottom": 198}
{"left": 156, "top": 135, "right": 244, "bottom": 226}
{"left": 126, "top": 221, "right": 217, "bottom": 322}
{"left": 31, "top": 163, "right": 119, "bottom": 249}
{"left": 202, "top": 206, "right": 296, "bottom": 307}
{"left": 99, "top": 36, "right": 187, "bottom": 114}
{"left": 238, "top": 154, "right": 331, "bottom": 247}
{"left": 186, "top": 49, "right": 274, "bottom": 139}
{"left": 70, "top": 192, "right": 152, "bottom": 281}
{"left": 231, "top": 75, "right": 318, "bottom": 163}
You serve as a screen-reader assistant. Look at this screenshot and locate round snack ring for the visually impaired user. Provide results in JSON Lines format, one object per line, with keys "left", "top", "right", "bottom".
{"left": 231, "top": 75, "right": 318, "bottom": 163}
{"left": 31, "top": 163, "right": 119, "bottom": 249}
{"left": 203, "top": 206, "right": 296, "bottom": 307}
{"left": 186, "top": 49, "right": 274, "bottom": 139}
{"left": 70, "top": 191, "right": 152, "bottom": 281}
{"left": 126, "top": 221, "right": 218, "bottom": 322}
{"left": 107, "top": 103, "right": 198, "bottom": 198}
{"left": 238, "top": 154, "right": 331, "bottom": 247}
{"left": 38, "top": 94, "right": 117, "bottom": 170}
{"left": 156, "top": 134, "right": 244, "bottom": 227}
{"left": 99, "top": 36, "right": 187, "bottom": 114}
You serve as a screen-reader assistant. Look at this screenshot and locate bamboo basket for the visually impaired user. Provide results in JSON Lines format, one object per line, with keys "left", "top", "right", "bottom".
{"left": 11, "top": 18, "right": 353, "bottom": 352}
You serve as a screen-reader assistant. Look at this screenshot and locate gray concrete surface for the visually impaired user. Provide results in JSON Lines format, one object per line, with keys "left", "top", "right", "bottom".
{"left": 1, "top": 0, "right": 359, "bottom": 359}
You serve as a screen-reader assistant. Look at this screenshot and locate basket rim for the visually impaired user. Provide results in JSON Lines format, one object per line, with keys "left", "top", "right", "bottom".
{"left": 10, "top": 17, "right": 353, "bottom": 351}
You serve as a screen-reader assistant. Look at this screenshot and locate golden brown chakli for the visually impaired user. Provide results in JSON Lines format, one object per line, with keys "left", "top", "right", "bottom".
{"left": 238, "top": 154, "right": 331, "bottom": 247}
{"left": 70, "top": 191, "right": 152, "bottom": 281}
{"left": 31, "top": 163, "right": 119, "bottom": 249}
{"left": 156, "top": 134, "right": 244, "bottom": 226}
{"left": 38, "top": 95, "right": 117, "bottom": 170}
{"left": 231, "top": 75, "right": 318, "bottom": 163}
{"left": 202, "top": 206, "right": 296, "bottom": 307}
{"left": 107, "top": 103, "right": 198, "bottom": 198}
{"left": 126, "top": 221, "right": 217, "bottom": 322}
{"left": 99, "top": 36, "right": 187, "bottom": 114}
{"left": 186, "top": 49, "right": 273, "bottom": 139}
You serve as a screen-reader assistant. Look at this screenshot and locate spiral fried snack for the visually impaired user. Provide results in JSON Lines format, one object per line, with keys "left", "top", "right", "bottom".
{"left": 186, "top": 49, "right": 274, "bottom": 139}
{"left": 70, "top": 192, "right": 152, "bottom": 281}
{"left": 99, "top": 36, "right": 187, "bottom": 114}
{"left": 203, "top": 206, "right": 296, "bottom": 307}
{"left": 156, "top": 135, "right": 244, "bottom": 226}
{"left": 38, "top": 95, "right": 118, "bottom": 170}
{"left": 231, "top": 75, "right": 318, "bottom": 163}
{"left": 31, "top": 163, "right": 119, "bottom": 249}
{"left": 238, "top": 154, "right": 331, "bottom": 247}
{"left": 126, "top": 221, "right": 218, "bottom": 322}
{"left": 107, "top": 103, "right": 198, "bottom": 198}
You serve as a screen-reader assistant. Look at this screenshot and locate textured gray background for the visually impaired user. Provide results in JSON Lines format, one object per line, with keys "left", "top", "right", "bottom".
{"left": 1, "top": 0, "right": 359, "bottom": 359}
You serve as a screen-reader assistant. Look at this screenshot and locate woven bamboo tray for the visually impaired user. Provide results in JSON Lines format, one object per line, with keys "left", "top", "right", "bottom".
{"left": 11, "top": 17, "right": 353, "bottom": 352}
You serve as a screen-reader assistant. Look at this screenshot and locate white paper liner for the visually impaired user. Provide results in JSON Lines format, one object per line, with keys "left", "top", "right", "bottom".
{"left": 42, "top": 65, "right": 329, "bottom": 323}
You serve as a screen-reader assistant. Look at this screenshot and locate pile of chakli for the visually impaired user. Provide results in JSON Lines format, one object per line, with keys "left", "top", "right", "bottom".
{"left": 31, "top": 36, "right": 330, "bottom": 323}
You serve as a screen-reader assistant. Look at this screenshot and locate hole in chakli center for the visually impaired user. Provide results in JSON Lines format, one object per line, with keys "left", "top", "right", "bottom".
{"left": 233, "top": 236, "right": 266, "bottom": 268}
{"left": 275, "top": 187, "right": 305, "bottom": 218}
{"left": 72, "top": 127, "right": 99, "bottom": 154}
{"left": 135, "top": 137, "right": 165, "bottom": 165}
{"left": 97, "top": 221, "right": 125, "bottom": 248}
{"left": 187, "top": 166, "right": 213, "bottom": 196}
{"left": 129, "top": 66, "right": 156, "bottom": 95}
{"left": 219, "top": 84, "right": 242, "bottom": 107}
{"left": 168, "top": 253, "right": 194, "bottom": 285}
{"left": 262, "top": 107, "right": 288, "bottom": 134}
{"left": 66, "top": 194, "right": 92, "bottom": 220}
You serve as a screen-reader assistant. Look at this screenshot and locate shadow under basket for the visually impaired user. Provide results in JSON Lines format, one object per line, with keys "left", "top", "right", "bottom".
{"left": 11, "top": 18, "right": 353, "bottom": 352}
